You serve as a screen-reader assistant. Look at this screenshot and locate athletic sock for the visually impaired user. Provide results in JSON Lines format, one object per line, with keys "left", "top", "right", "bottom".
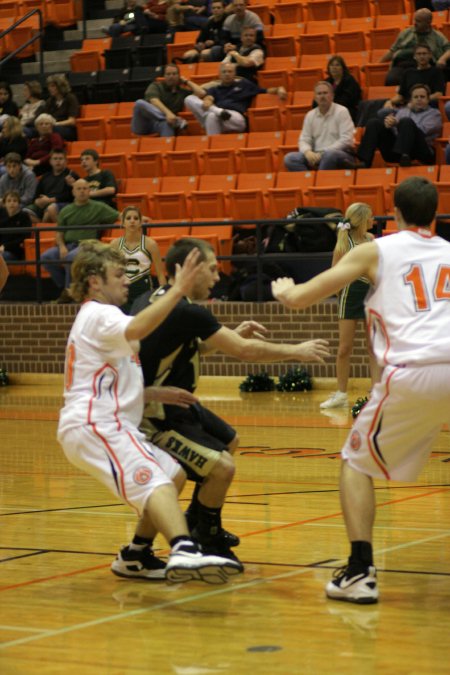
{"left": 349, "top": 540, "right": 373, "bottom": 570}
{"left": 185, "top": 483, "right": 201, "bottom": 530}
{"left": 196, "top": 503, "right": 222, "bottom": 539}
{"left": 129, "top": 535, "right": 154, "bottom": 552}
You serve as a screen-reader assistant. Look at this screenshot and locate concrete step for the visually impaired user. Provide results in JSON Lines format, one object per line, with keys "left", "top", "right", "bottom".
{"left": 64, "top": 27, "right": 106, "bottom": 40}
{"left": 105, "top": 0, "right": 123, "bottom": 8}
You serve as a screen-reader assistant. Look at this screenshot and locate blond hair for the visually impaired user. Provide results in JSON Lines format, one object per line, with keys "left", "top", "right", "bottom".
{"left": 70, "top": 240, "right": 126, "bottom": 302}
{"left": 335, "top": 202, "right": 373, "bottom": 257}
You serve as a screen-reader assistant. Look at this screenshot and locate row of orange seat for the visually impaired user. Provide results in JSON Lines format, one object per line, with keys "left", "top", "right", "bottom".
{"left": 22, "top": 225, "right": 234, "bottom": 278}
{"left": 110, "top": 165, "right": 447, "bottom": 220}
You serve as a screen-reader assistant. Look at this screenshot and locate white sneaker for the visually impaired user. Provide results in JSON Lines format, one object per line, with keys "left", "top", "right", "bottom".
{"left": 175, "top": 117, "right": 187, "bottom": 131}
{"left": 165, "top": 546, "right": 242, "bottom": 585}
{"left": 325, "top": 565, "right": 378, "bottom": 604}
{"left": 320, "top": 391, "right": 349, "bottom": 409}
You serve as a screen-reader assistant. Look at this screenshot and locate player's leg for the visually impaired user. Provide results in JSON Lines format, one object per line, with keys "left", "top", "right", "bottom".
{"left": 144, "top": 407, "right": 243, "bottom": 564}
{"left": 325, "top": 460, "right": 378, "bottom": 604}
{"left": 60, "top": 427, "right": 242, "bottom": 584}
{"left": 115, "top": 464, "right": 188, "bottom": 580}
{"left": 321, "top": 319, "right": 356, "bottom": 409}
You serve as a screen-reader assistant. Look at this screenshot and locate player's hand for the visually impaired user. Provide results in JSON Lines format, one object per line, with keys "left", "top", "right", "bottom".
{"left": 172, "top": 247, "right": 202, "bottom": 296}
{"left": 144, "top": 385, "right": 198, "bottom": 408}
{"left": 235, "top": 320, "right": 269, "bottom": 340}
{"left": 294, "top": 339, "right": 330, "bottom": 364}
{"left": 271, "top": 277, "right": 295, "bottom": 304}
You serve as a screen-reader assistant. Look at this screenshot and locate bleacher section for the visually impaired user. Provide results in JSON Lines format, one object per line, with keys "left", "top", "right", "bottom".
{"left": 2, "top": 0, "right": 450, "bottom": 295}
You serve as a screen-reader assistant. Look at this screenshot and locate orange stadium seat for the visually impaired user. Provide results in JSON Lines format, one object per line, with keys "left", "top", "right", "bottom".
{"left": 264, "top": 35, "right": 298, "bottom": 57}
{"left": 305, "top": 19, "right": 338, "bottom": 34}
{"left": 372, "top": 0, "right": 407, "bottom": 16}
{"left": 340, "top": 0, "right": 374, "bottom": 18}
{"left": 273, "top": 3, "right": 304, "bottom": 24}
{"left": 306, "top": 0, "right": 338, "bottom": 21}
{"left": 298, "top": 33, "right": 332, "bottom": 55}
{"left": 202, "top": 149, "right": 239, "bottom": 175}
{"left": 291, "top": 68, "right": 324, "bottom": 92}
{"left": 229, "top": 173, "right": 275, "bottom": 219}
{"left": 70, "top": 51, "right": 103, "bottom": 72}
{"left": 247, "top": 107, "right": 283, "bottom": 132}
{"left": 334, "top": 30, "right": 368, "bottom": 52}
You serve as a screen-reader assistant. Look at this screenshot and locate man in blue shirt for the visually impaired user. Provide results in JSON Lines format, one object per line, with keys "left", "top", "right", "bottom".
{"left": 185, "top": 62, "right": 286, "bottom": 134}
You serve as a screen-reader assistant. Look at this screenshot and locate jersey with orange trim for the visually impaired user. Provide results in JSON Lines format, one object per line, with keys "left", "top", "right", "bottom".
{"left": 58, "top": 301, "right": 142, "bottom": 435}
{"left": 366, "top": 230, "right": 450, "bottom": 367}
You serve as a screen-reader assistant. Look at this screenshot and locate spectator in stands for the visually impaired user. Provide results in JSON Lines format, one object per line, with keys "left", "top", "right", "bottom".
{"left": 356, "top": 84, "right": 442, "bottom": 168}
{"left": 79, "top": 149, "right": 117, "bottom": 208}
{"left": 284, "top": 81, "right": 355, "bottom": 172}
{"left": 222, "top": 0, "right": 264, "bottom": 49}
{"left": 24, "top": 149, "right": 79, "bottom": 223}
{"left": 0, "top": 82, "right": 19, "bottom": 128}
{"left": 41, "top": 179, "right": 119, "bottom": 303}
{"left": 167, "top": 0, "right": 208, "bottom": 30}
{"left": 102, "top": 0, "right": 151, "bottom": 36}
{"left": 24, "top": 114, "right": 65, "bottom": 177}
{"left": 131, "top": 64, "right": 206, "bottom": 136}
{"left": 0, "top": 117, "right": 28, "bottom": 173}
{"left": 185, "top": 62, "right": 286, "bottom": 135}
{"left": 221, "top": 27, "right": 264, "bottom": 83}
{"left": 318, "top": 55, "right": 362, "bottom": 123}
{"left": 143, "top": 0, "right": 169, "bottom": 33}
{"left": 19, "top": 81, "right": 46, "bottom": 138}
{"left": 182, "top": 0, "right": 227, "bottom": 63}
{"left": 384, "top": 44, "right": 445, "bottom": 110}
{"left": 380, "top": 9, "right": 450, "bottom": 85}
{"left": 0, "top": 190, "right": 31, "bottom": 262}
{"left": 0, "top": 153, "right": 37, "bottom": 208}
{"left": 43, "top": 74, "right": 80, "bottom": 142}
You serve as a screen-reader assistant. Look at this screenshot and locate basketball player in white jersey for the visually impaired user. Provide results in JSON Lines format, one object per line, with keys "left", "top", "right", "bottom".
{"left": 272, "top": 176, "right": 450, "bottom": 604}
{"left": 57, "top": 240, "right": 242, "bottom": 584}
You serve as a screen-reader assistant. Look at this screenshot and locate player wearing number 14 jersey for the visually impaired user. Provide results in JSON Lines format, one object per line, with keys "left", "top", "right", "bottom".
{"left": 271, "top": 176, "right": 450, "bottom": 604}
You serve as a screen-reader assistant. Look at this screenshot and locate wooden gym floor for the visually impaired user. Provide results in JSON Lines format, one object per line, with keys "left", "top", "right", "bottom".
{"left": 0, "top": 376, "right": 449, "bottom": 674}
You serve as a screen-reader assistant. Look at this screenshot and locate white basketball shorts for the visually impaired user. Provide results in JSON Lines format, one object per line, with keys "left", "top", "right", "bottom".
{"left": 59, "top": 423, "right": 181, "bottom": 514}
{"left": 342, "top": 363, "right": 450, "bottom": 481}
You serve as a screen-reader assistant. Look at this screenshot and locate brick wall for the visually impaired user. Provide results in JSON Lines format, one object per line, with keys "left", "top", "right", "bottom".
{"left": 0, "top": 301, "right": 371, "bottom": 377}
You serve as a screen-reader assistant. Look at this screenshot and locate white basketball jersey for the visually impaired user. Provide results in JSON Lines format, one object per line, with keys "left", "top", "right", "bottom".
{"left": 58, "top": 301, "right": 143, "bottom": 435}
{"left": 366, "top": 230, "right": 450, "bottom": 367}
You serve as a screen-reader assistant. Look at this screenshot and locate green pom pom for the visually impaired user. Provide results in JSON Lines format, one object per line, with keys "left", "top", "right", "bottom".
{"left": 351, "top": 396, "right": 368, "bottom": 419}
{"left": 276, "top": 367, "right": 312, "bottom": 392}
{"left": 0, "top": 367, "right": 9, "bottom": 387}
{"left": 239, "top": 372, "right": 276, "bottom": 392}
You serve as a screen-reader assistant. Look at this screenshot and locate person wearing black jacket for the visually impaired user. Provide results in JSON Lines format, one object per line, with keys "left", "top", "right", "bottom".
{"left": 314, "top": 56, "right": 362, "bottom": 123}
{"left": 182, "top": 0, "right": 227, "bottom": 62}
{"left": 221, "top": 26, "right": 264, "bottom": 83}
{"left": 0, "top": 190, "right": 31, "bottom": 261}
{"left": 24, "top": 149, "right": 79, "bottom": 223}
{"left": 102, "top": 0, "right": 150, "bottom": 36}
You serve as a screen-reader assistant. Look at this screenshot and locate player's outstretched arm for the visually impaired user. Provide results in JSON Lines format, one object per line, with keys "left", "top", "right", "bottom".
{"left": 272, "top": 242, "right": 378, "bottom": 310}
{"left": 125, "top": 249, "right": 202, "bottom": 341}
{"left": 203, "top": 326, "right": 330, "bottom": 364}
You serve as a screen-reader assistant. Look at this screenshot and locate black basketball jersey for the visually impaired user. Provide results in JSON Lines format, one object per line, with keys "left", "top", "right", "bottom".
{"left": 132, "top": 286, "right": 221, "bottom": 393}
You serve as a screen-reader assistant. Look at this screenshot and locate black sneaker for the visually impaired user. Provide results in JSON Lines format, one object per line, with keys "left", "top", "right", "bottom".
{"left": 218, "top": 528, "right": 240, "bottom": 548}
{"left": 219, "top": 110, "right": 231, "bottom": 121}
{"left": 325, "top": 564, "right": 378, "bottom": 604}
{"left": 111, "top": 545, "right": 166, "bottom": 580}
{"left": 191, "top": 528, "right": 244, "bottom": 572}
